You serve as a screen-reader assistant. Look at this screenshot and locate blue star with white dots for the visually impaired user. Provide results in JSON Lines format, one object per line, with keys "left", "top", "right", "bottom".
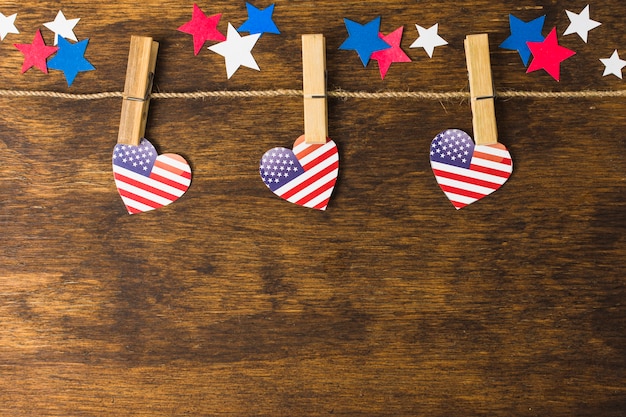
{"left": 429, "top": 129, "right": 475, "bottom": 169}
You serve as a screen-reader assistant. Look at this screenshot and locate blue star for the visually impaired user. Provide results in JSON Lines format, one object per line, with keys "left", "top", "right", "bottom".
{"left": 48, "top": 37, "right": 95, "bottom": 86}
{"left": 238, "top": 3, "right": 280, "bottom": 37}
{"left": 500, "top": 14, "right": 546, "bottom": 66}
{"left": 339, "top": 17, "right": 391, "bottom": 67}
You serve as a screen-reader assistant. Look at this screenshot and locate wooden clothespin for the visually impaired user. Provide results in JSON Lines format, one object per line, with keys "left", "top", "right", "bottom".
{"left": 302, "top": 34, "right": 328, "bottom": 145}
{"left": 464, "top": 34, "right": 498, "bottom": 146}
{"left": 117, "top": 36, "right": 159, "bottom": 146}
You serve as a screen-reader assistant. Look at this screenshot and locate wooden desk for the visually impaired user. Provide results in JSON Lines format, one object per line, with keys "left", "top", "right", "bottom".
{"left": 1, "top": 1, "right": 624, "bottom": 415}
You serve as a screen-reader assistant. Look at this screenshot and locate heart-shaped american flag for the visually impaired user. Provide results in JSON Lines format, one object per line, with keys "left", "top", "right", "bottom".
{"left": 260, "top": 135, "right": 339, "bottom": 210}
{"left": 430, "top": 129, "right": 512, "bottom": 209}
{"left": 112, "top": 139, "right": 192, "bottom": 214}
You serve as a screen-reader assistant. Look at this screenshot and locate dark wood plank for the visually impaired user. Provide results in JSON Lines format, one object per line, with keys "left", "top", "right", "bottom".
{"left": 0, "top": 1, "right": 624, "bottom": 416}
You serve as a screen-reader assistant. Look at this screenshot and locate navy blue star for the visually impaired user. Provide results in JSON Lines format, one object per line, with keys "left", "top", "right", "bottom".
{"left": 48, "top": 37, "right": 95, "bottom": 86}
{"left": 238, "top": 2, "right": 280, "bottom": 36}
{"left": 500, "top": 14, "right": 546, "bottom": 66}
{"left": 339, "top": 16, "right": 391, "bottom": 67}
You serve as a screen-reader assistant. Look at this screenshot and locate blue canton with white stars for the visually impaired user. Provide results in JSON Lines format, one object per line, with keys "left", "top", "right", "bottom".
{"left": 430, "top": 129, "right": 475, "bottom": 169}
{"left": 260, "top": 147, "right": 304, "bottom": 192}
{"left": 112, "top": 139, "right": 157, "bottom": 176}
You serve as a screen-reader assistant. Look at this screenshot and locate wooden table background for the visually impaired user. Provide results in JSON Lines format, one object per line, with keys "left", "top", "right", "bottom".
{"left": 1, "top": 0, "right": 625, "bottom": 415}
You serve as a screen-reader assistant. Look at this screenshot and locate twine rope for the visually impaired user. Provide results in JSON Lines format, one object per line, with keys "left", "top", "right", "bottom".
{"left": 0, "top": 88, "right": 624, "bottom": 100}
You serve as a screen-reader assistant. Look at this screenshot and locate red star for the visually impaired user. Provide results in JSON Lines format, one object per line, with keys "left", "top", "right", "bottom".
{"left": 526, "top": 27, "right": 576, "bottom": 81}
{"left": 14, "top": 30, "right": 59, "bottom": 74}
{"left": 178, "top": 3, "right": 226, "bottom": 55}
{"left": 371, "top": 26, "right": 412, "bottom": 80}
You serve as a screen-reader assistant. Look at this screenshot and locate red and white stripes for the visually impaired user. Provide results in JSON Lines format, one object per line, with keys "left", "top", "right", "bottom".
{"left": 431, "top": 143, "right": 512, "bottom": 209}
{"left": 113, "top": 154, "right": 192, "bottom": 214}
{"left": 272, "top": 137, "right": 339, "bottom": 210}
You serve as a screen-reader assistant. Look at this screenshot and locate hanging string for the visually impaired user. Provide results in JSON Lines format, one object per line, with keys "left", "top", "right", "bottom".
{"left": 0, "top": 88, "right": 624, "bottom": 100}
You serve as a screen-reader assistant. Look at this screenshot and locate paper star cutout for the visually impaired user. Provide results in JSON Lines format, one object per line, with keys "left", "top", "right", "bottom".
{"left": 178, "top": 3, "right": 226, "bottom": 55}
{"left": 47, "top": 37, "right": 95, "bottom": 86}
{"left": 410, "top": 23, "right": 448, "bottom": 58}
{"left": 371, "top": 26, "right": 411, "bottom": 80}
{"left": 0, "top": 12, "right": 19, "bottom": 40}
{"left": 14, "top": 30, "right": 59, "bottom": 74}
{"left": 600, "top": 50, "right": 626, "bottom": 79}
{"left": 339, "top": 17, "right": 391, "bottom": 67}
{"left": 527, "top": 27, "right": 575, "bottom": 81}
{"left": 500, "top": 14, "right": 545, "bottom": 66}
{"left": 238, "top": 2, "right": 280, "bottom": 36}
{"left": 208, "top": 23, "right": 261, "bottom": 79}
{"left": 564, "top": 5, "right": 601, "bottom": 43}
{"left": 43, "top": 10, "right": 80, "bottom": 45}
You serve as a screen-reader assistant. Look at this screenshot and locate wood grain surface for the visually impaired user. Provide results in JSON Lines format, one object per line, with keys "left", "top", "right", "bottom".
{"left": 1, "top": 0, "right": 625, "bottom": 415}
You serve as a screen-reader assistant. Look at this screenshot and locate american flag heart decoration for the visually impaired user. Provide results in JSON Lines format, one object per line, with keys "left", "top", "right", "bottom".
{"left": 259, "top": 135, "right": 339, "bottom": 210}
{"left": 430, "top": 34, "right": 514, "bottom": 209}
{"left": 112, "top": 139, "right": 192, "bottom": 214}
{"left": 429, "top": 129, "right": 512, "bottom": 209}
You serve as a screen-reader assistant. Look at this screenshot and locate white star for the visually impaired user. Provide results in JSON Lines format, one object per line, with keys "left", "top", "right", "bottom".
{"left": 43, "top": 10, "right": 80, "bottom": 45}
{"left": 0, "top": 12, "right": 19, "bottom": 40}
{"left": 563, "top": 5, "right": 601, "bottom": 43}
{"left": 600, "top": 50, "right": 626, "bottom": 79}
{"left": 410, "top": 23, "right": 447, "bottom": 58}
{"left": 208, "top": 23, "right": 261, "bottom": 79}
